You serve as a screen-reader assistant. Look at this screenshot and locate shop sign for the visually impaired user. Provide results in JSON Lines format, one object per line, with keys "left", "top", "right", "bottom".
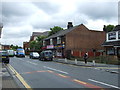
{"left": 108, "top": 32, "right": 116, "bottom": 40}
{"left": 42, "top": 47, "right": 46, "bottom": 49}
{"left": 54, "top": 45, "right": 64, "bottom": 49}
{"left": 47, "top": 45, "right": 54, "bottom": 49}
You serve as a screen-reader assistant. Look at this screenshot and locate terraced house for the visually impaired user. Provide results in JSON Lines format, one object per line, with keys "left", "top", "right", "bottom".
{"left": 42, "top": 22, "right": 105, "bottom": 58}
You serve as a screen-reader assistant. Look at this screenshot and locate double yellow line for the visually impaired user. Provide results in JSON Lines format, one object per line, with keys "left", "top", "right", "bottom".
{"left": 7, "top": 64, "right": 32, "bottom": 90}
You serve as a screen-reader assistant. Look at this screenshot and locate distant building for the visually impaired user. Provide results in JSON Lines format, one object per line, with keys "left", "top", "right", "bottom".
{"left": 23, "top": 31, "right": 49, "bottom": 54}
{"left": 29, "top": 31, "right": 49, "bottom": 42}
{"left": 23, "top": 42, "right": 30, "bottom": 55}
{"left": 2, "top": 45, "right": 10, "bottom": 50}
{"left": 43, "top": 22, "right": 105, "bottom": 58}
{"left": 102, "top": 25, "right": 120, "bottom": 60}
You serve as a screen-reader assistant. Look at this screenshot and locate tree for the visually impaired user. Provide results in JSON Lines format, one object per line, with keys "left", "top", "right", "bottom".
{"left": 103, "top": 25, "right": 115, "bottom": 32}
{"left": 10, "top": 44, "right": 21, "bottom": 50}
{"left": 48, "top": 26, "right": 63, "bottom": 36}
{"left": 29, "top": 35, "right": 47, "bottom": 51}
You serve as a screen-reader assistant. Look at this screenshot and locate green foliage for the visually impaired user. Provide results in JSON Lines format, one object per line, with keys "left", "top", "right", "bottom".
{"left": 10, "top": 44, "right": 22, "bottom": 50}
{"left": 48, "top": 26, "right": 63, "bottom": 36}
{"left": 29, "top": 35, "right": 46, "bottom": 51}
{"left": 104, "top": 25, "right": 115, "bottom": 32}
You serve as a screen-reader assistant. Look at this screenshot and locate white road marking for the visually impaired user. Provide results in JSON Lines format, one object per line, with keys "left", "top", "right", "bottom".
{"left": 27, "top": 61, "right": 38, "bottom": 65}
{"left": 88, "top": 79, "right": 120, "bottom": 89}
{"left": 43, "top": 66, "right": 68, "bottom": 74}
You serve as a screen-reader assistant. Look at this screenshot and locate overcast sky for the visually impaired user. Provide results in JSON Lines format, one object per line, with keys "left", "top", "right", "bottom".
{"left": 0, "top": 0, "right": 118, "bottom": 47}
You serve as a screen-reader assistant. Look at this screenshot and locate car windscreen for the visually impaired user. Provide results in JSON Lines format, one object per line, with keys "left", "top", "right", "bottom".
{"left": 0, "top": 52, "right": 8, "bottom": 55}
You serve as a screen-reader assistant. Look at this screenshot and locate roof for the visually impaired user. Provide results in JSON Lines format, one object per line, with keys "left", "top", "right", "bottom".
{"left": 32, "top": 31, "right": 49, "bottom": 36}
{"left": 113, "top": 25, "right": 120, "bottom": 31}
{"left": 102, "top": 41, "right": 120, "bottom": 46}
{"left": 45, "top": 25, "right": 79, "bottom": 40}
{"left": 45, "top": 24, "right": 104, "bottom": 40}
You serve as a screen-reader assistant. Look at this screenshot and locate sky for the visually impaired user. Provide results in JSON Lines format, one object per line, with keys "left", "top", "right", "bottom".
{"left": 0, "top": 0, "right": 119, "bottom": 47}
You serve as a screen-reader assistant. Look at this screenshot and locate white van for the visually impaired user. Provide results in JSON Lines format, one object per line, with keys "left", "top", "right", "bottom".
{"left": 7, "top": 50, "right": 14, "bottom": 57}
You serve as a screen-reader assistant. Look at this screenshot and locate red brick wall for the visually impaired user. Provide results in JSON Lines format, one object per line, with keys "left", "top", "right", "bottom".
{"left": 65, "top": 24, "right": 105, "bottom": 57}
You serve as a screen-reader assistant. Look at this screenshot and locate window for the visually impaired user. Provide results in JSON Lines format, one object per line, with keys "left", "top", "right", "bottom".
{"left": 43, "top": 40, "right": 45, "bottom": 46}
{"left": 50, "top": 39, "right": 53, "bottom": 45}
{"left": 108, "top": 32, "right": 116, "bottom": 40}
{"left": 107, "top": 48, "right": 115, "bottom": 55}
{"left": 118, "top": 31, "right": 120, "bottom": 39}
{"left": 57, "top": 37, "right": 61, "bottom": 44}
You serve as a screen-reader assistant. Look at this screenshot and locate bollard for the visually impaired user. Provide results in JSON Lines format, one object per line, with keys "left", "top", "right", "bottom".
{"left": 75, "top": 59, "right": 77, "bottom": 64}
{"left": 93, "top": 60, "right": 95, "bottom": 66}
{"left": 65, "top": 58, "right": 67, "bottom": 63}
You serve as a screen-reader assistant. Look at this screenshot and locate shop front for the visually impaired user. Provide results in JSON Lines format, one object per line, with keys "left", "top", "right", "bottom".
{"left": 54, "top": 44, "right": 65, "bottom": 58}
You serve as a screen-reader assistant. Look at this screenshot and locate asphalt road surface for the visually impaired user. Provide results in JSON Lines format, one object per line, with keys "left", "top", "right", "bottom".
{"left": 7, "top": 56, "right": 120, "bottom": 89}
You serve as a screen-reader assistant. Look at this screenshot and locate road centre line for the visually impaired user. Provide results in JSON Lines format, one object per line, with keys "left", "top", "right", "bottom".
{"left": 26, "top": 61, "right": 38, "bottom": 65}
{"left": 88, "top": 79, "right": 120, "bottom": 89}
{"left": 43, "top": 66, "right": 68, "bottom": 74}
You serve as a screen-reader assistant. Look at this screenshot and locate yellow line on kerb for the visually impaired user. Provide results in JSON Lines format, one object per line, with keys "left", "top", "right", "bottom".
{"left": 7, "top": 64, "right": 32, "bottom": 90}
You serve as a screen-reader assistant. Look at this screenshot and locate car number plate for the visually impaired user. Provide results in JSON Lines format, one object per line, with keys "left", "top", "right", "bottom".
{"left": 2, "top": 57, "right": 6, "bottom": 58}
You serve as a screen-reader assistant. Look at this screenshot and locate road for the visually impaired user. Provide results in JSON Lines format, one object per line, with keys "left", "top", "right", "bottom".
{"left": 7, "top": 56, "right": 119, "bottom": 89}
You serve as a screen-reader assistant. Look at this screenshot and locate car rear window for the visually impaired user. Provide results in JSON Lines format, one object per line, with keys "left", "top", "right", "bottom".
{"left": 45, "top": 52, "right": 52, "bottom": 55}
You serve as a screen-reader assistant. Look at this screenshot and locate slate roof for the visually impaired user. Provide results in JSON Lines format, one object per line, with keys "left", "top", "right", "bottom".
{"left": 102, "top": 41, "right": 120, "bottom": 46}
{"left": 44, "top": 25, "right": 79, "bottom": 40}
{"left": 32, "top": 31, "right": 49, "bottom": 37}
{"left": 44, "top": 24, "right": 103, "bottom": 40}
{"left": 113, "top": 25, "right": 120, "bottom": 31}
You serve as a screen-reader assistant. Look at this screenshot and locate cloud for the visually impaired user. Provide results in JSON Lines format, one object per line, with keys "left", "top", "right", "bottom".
{"left": 77, "top": 2, "right": 118, "bottom": 21}
{"left": 0, "top": 0, "right": 118, "bottom": 46}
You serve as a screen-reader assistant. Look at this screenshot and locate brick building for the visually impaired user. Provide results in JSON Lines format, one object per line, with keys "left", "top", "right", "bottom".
{"left": 102, "top": 25, "right": 120, "bottom": 60}
{"left": 43, "top": 22, "right": 105, "bottom": 58}
{"left": 2, "top": 45, "right": 10, "bottom": 50}
{"left": 23, "top": 31, "right": 49, "bottom": 54}
{"left": 23, "top": 42, "right": 30, "bottom": 55}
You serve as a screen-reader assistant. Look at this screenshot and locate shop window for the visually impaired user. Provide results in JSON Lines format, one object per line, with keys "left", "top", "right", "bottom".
{"left": 108, "top": 32, "right": 116, "bottom": 40}
{"left": 118, "top": 31, "right": 120, "bottom": 39}
{"left": 107, "top": 48, "right": 115, "bottom": 55}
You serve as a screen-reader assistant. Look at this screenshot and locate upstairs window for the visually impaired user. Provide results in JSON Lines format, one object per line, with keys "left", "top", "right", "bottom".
{"left": 43, "top": 40, "right": 45, "bottom": 46}
{"left": 50, "top": 39, "right": 53, "bottom": 45}
{"left": 57, "top": 37, "right": 61, "bottom": 44}
{"left": 108, "top": 32, "right": 116, "bottom": 40}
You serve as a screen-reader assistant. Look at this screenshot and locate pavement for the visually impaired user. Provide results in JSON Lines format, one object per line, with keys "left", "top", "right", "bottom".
{"left": 1, "top": 57, "right": 120, "bottom": 89}
{"left": 1, "top": 63, "right": 21, "bottom": 89}
{"left": 53, "top": 58, "right": 120, "bottom": 74}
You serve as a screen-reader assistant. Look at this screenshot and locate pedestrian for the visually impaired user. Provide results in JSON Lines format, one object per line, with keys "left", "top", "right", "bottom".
{"left": 83, "top": 52, "right": 88, "bottom": 64}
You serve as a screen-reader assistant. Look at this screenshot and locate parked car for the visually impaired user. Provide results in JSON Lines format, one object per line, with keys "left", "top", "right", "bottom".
{"left": 39, "top": 50, "right": 53, "bottom": 61}
{"left": 29, "top": 52, "right": 39, "bottom": 59}
{"left": 0, "top": 50, "right": 9, "bottom": 64}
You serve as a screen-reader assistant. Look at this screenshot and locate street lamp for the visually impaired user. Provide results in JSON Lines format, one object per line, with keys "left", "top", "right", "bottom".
{"left": 0, "top": 23, "right": 3, "bottom": 38}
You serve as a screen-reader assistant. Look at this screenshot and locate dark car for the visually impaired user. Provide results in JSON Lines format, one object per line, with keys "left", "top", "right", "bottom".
{"left": 0, "top": 50, "right": 9, "bottom": 64}
{"left": 29, "top": 52, "right": 40, "bottom": 59}
{"left": 39, "top": 50, "right": 53, "bottom": 61}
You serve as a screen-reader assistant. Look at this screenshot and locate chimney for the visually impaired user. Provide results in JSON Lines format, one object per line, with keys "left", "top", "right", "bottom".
{"left": 67, "top": 22, "right": 73, "bottom": 29}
